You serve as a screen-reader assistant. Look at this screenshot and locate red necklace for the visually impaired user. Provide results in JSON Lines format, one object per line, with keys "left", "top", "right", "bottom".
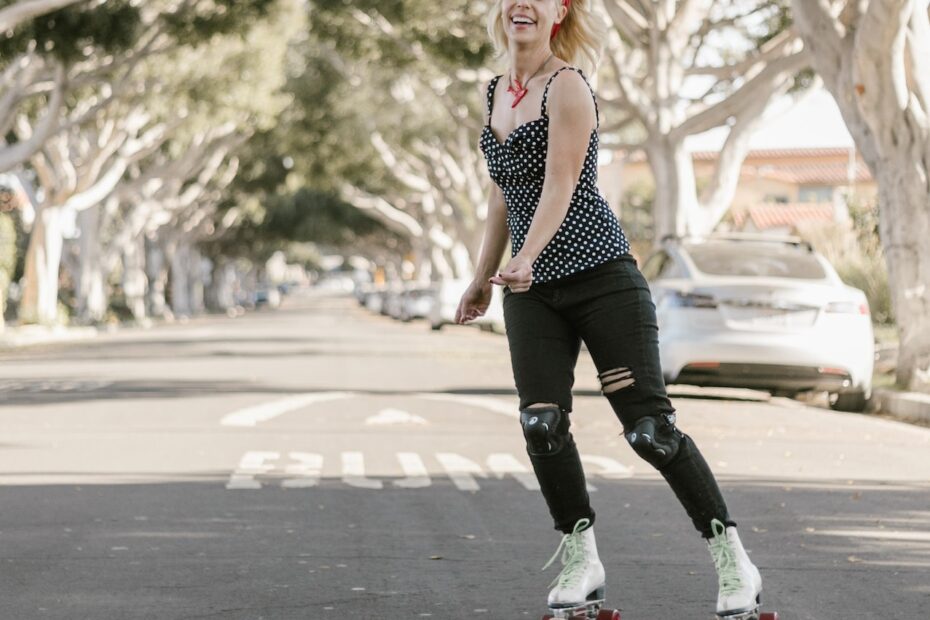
{"left": 507, "top": 53, "right": 554, "bottom": 108}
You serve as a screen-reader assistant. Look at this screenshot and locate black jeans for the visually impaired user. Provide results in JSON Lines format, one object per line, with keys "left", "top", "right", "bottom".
{"left": 503, "top": 256, "right": 733, "bottom": 537}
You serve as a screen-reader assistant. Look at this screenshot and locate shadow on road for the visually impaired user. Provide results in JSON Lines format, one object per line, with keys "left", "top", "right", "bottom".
{"left": 0, "top": 477, "right": 927, "bottom": 619}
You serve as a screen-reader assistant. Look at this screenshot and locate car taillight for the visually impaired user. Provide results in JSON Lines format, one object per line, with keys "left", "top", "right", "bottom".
{"left": 825, "top": 301, "right": 870, "bottom": 315}
{"left": 669, "top": 291, "right": 718, "bottom": 308}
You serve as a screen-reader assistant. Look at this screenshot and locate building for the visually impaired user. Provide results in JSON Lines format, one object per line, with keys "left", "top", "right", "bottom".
{"left": 599, "top": 147, "right": 877, "bottom": 234}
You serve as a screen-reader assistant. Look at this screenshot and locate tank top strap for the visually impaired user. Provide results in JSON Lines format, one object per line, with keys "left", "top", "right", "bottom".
{"left": 486, "top": 75, "right": 503, "bottom": 125}
{"left": 540, "top": 66, "right": 600, "bottom": 128}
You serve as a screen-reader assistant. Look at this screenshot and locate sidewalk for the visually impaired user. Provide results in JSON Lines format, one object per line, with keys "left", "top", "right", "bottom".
{"left": 0, "top": 324, "right": 99, "bottom": 349}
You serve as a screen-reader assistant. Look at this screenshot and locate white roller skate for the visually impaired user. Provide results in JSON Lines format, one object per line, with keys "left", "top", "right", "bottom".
{"left": 541, "top": 518, "right": 614, "bottom": 619}
{"left": 708, "top": 518, "right": 767, "bottom": 620}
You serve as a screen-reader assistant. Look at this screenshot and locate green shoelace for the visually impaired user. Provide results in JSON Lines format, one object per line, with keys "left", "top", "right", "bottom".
{"left": 708, "top": 518, "right": 743, "bottom": 596}
{"left": 542, "top": 518, "right": 591, "bottom": 589}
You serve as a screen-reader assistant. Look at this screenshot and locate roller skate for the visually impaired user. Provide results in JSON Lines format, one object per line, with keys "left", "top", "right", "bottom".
{"left": 708, "top": 519, "right": 778, "bottom": 620}
{"left": 540, "top": 519, "right": 621, "bottom": 620}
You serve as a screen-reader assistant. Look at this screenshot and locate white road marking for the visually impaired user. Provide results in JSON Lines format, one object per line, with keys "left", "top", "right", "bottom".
{"left": 394, "top": 452, "right": 431, "bottom": 488}
{"left": 282, "top": 452, "right": 323, "bottom": 488}
{"left": 225, "top": 450, "right": 633, "bottom": 493}
{"left": 486, "top": 453, "right": 539, "bottom": 490}
{"left": 415, "top": 393, "right": 518, "bottom": 419}
{"left": 435, "top": 453, "right": 485, "bottom": 491}
{"left": 226, "top": 451, "right": 279, "bottom": 489}
{"left": 580, "top": 455, "right": 634, "bottom": 479}
{"left": 342, "top": 452, "right": 383, "bottom": 489}
{"left": 220, "top": 392, "right": 351, "bottom": 427}
{"left": 365, "top": 409, "right": 428, "bottom": 426}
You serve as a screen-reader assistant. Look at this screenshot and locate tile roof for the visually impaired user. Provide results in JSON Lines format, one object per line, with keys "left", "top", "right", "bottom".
{"left": 733, "top": 203, "right": 836, "bottom": 231}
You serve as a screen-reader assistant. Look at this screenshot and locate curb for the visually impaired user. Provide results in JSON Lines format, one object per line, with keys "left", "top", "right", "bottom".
{"left": 0, "top": 325, "right": 99, "bottom": 349}
{"left": 872, "top": 388, "right": 930, "bottom": 425}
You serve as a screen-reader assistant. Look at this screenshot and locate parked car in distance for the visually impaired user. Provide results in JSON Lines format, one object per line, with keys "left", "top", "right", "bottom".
{"left": 429, "top": 278, "right": 505, "bottom": 333}
{"left": 641, "top": 234, "right": 874, "bottom": 411}
{"left": 399, "top": 285, "right": 437, "bottom": 322}
{"left": 254, "top": 286, "right": 281, "bottom": 309}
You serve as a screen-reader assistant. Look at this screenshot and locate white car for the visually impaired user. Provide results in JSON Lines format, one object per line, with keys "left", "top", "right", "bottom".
{"left": 642, "top": 234, "right": 874, "bottom": 411}
{"left": 429, "top": 278, "right": 505, "bottom": 333}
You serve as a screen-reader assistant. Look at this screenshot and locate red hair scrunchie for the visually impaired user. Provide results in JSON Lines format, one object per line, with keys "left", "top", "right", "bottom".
{"left": 550, "top": 0, "right": 572, "bottom": 39}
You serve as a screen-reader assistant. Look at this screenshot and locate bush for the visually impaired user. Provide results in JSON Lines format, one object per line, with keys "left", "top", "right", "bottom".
{"left": 797, "top": 198, "right": 893, "bottom": 325}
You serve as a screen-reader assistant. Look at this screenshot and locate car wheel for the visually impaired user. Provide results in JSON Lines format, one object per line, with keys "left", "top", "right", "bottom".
{"left": 829, "top": 390, "right": 868, "bottom": 412}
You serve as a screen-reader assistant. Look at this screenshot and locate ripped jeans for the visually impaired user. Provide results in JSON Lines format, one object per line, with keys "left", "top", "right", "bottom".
{"left": 502, "top": 256, "right": 733, "bottom": 537}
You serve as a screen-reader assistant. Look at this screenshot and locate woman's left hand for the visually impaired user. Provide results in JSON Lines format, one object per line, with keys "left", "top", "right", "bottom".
{"left": 489, "top": 254, "right": 534, "bottom": 293}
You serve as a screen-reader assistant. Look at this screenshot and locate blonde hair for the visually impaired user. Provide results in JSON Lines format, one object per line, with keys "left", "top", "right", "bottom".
{"left": 487, "top": 0, "right": 606, "bottom": 74}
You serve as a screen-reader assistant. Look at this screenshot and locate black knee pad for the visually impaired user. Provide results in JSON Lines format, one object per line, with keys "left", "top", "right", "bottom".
{"left": 520, "top": 406, "right": 566, "bottom": 456}
{"left": 625, "top": 413, "right": 683, "bottom": 469}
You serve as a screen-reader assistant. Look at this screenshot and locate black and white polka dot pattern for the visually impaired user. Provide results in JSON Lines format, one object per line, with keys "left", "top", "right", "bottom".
{"left": 479, "top": 66, "right": 631, "bottom": 284}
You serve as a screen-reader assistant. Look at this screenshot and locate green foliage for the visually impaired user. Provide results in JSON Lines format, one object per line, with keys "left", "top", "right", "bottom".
{"left": 161, "top": 0, "right": 277, "bottom": 44}
{"left": 0, "top": 0, "right": 141, "bottom": 63}
{"left": 799, "top": 197, "right": 893, "bottom": 325}
{"left": 619, "top": 182, "right": 655, "bottom": 243}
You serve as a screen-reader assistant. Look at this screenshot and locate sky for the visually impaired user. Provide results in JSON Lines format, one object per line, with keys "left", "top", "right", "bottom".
{"left": 685, "top": 87, "right": 855, "bottom": 152}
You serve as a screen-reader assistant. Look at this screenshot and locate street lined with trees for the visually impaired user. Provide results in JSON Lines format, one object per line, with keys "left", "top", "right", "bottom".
{"left": 1, "top": 0, "right": 929, "bottom": 393}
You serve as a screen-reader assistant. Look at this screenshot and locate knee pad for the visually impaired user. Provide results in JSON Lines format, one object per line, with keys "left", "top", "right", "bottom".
{"left": 520, "top": 406, "right": 566, "bottom": 456}
{"left": 625, "top": 413, "right": 683, "bottom": 469}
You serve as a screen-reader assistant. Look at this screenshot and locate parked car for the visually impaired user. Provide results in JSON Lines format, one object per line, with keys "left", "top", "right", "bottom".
{"left": 399, "top": 285, "right": 437, "bottom": 322}
{"left": 641, "top": 234, "right": 874, "bottom": 411}
{"left": 429, "top": 278, "right": 505, "bottom": 333}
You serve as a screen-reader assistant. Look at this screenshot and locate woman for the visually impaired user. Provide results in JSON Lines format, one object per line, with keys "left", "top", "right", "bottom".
{"left": 454, "top": 1, "right": 765, "bottom": 618}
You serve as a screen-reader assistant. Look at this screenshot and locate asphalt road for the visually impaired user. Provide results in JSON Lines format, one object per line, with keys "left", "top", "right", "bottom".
{"left": 1, "top": 291, "right": 929, "bottom": 620}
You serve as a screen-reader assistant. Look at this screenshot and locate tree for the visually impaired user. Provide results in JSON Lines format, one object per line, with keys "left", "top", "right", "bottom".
{"left": 0, "top": 0, "right": 87, "bottom": 32}
{"left": 598, "top": 0, "right": 810, "bottom": 239}
{"left": 790, "top": 0, "right": 930, "bottom": 391}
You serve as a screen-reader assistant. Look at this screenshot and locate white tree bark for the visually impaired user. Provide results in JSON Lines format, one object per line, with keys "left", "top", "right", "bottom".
{"left": 600, "top": 0, "right": 810, "bottom": 239}
{"left": 791, "top": 0, "right": 930, "bottom": 390}
{"left": 75, "top": 203, "right": 107, "bottom": 323}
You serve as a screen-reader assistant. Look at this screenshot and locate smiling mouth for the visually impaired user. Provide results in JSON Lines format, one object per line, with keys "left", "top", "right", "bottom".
{"left": 511, "top": 17, "right": 536, "bottom": 27}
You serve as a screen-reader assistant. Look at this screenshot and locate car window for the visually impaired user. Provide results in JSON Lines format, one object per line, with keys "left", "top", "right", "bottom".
{"left": 685, "top": 242, "right": 827, "bottom": 279}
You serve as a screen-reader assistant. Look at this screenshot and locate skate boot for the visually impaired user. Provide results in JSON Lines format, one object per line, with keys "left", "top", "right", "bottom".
{"left": 542, "top": 518, "right": 607, "bottom": 613}
{"left": 708, "top": 518, "right": 763, "bottom": 619}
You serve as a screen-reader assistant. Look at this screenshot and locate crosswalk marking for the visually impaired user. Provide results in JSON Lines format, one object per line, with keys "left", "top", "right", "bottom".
{"left": 342, "top": 452, "right": 383, "bottom": 489}
{"left": 581, "top": 455, "right": 634, "bottom": 479}
{"left": 281, "top": 452, "right": 323, "bottom": 488}
{"left": 486, "top": 453, "right": 539, "bottom": 490}
{"left": 225, "top": 451, "right": 634, "bottom": 492}
{"left": 394, "top": 452, "right": 431, "bottom": 488}
{"left": 435, "top": 453, "right": 485, "bottom": 491}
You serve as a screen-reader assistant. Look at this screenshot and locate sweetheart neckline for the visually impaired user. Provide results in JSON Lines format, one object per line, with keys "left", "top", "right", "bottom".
{"left": 483, "top": 117, "right": 548, "bottom": 147}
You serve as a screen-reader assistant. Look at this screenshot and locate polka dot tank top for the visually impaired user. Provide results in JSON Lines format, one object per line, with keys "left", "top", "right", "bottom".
{"left": 479, "top": 66, "right": 631, "bottom": 283}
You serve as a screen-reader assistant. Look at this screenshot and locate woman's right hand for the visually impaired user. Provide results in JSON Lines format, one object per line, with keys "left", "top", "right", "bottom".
{"left": 455, "top": 279, "right": 493, "bottom": 324}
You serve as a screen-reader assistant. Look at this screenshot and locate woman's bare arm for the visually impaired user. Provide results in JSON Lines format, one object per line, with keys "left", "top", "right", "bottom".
{"left": 473, "top": 182, "right": 510, "bottom": 282}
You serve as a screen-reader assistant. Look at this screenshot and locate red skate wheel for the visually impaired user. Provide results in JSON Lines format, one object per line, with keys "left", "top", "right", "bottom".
{"left": 597, "top": 610, "right": 621, "bottom": 620}
{"left": 759, "top": 614, "right": 778, "bottom": 620}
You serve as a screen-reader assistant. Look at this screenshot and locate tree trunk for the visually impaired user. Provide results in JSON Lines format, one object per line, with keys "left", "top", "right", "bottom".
{"left": 123, "top": 234, "right": 147, "bottom": 322}
{"left": 646, "top": 138, "right": 698, "bottom": 241}
{"left": 145, "top": 235, "right": 170, "bottom": 320}
{"left": 75, "top": 205, "right": 107, "bottom": 324}
{"left": 20, "top": 205, "right": 65, "bottom": 325}
{"left": 170, "top": 240, "right": 192, "bottom": 317}
{"left": 874, "top": 166, "right": 930, "bottom": 390}
{"left": 188, "top": 246, "right": 206, "bottom": 315}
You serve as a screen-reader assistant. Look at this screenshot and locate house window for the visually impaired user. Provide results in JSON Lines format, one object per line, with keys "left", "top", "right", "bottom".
{"left": 798, "top": 186, "right": 834, "bottom": 203}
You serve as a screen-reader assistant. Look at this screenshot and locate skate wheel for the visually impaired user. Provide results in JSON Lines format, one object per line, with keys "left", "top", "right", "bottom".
{"left": 596, "top": 610, "right": 621, "bottom": 620}
{"left": 759, "top": 614, "right": 778, "bottom": 620}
